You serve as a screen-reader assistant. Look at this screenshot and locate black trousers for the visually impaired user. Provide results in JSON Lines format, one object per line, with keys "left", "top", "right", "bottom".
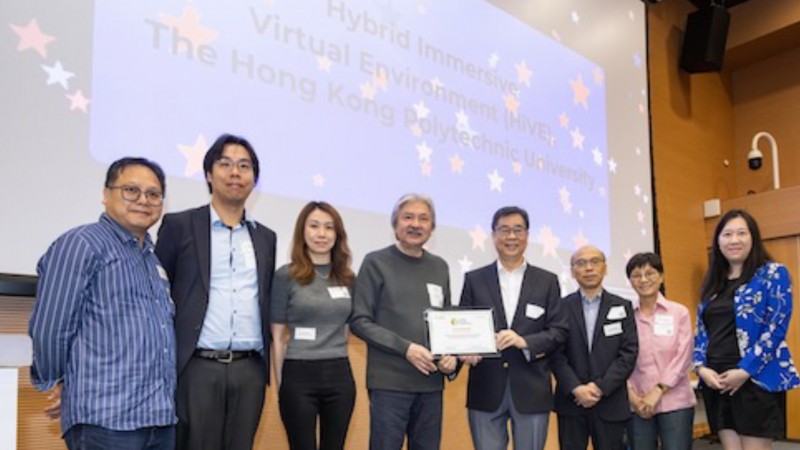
{"left": 557, "top": 412, "right": 628, "bottom": 450}
{"left": 279, "top": 358, "right": 356, "bottom": 450}
{"left": 176, "top": 354, "right": 267, "bottom": 450}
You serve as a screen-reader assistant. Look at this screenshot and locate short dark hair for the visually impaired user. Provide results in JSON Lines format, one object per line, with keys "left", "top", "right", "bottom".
{"left": 105, "top": 157, "right": 166, "bottom": 195}
{"left": 203, "top": 133, "right": 260, "bottom": 193}
{"left": 625, "top": 252, "right": 664, "bottom": 278}
{"left": 491, "top": 206, "right": 529, "bottom": 231}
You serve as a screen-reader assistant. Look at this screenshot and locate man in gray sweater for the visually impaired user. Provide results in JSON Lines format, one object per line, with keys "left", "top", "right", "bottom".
{"left": 351, "top": 193, "right": 456, "bottom": 450}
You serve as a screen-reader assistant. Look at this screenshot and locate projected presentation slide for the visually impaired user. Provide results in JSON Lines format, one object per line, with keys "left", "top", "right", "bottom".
{"left": 90, "top": 0, "right": 610, "bottom": 249}
{"left": 3, "top": 0, "right": 652, "bottom": 296}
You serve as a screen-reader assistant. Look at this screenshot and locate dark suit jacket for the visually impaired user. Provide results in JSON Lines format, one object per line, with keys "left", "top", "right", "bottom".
{"left": 460, "top": 262, "right": 567, "bottom": 414}
{"left": 552, "top": 290, "right": 638, "bottom": 421}
{"left": 154, "top": 205, "right": 276, "bottom": 380}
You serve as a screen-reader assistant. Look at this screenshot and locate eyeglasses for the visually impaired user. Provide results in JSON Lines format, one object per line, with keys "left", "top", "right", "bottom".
{"left": 215, "top": 157, "right": 254, "bottom": 173}
{"left": 629, "top": 270, "right": 660, "bottom": 281}
{"left": 107, "top": 185, "right": 164, "bottom": 205}
{"left": 494, "top": 226, "right": 528, "bottom": 237}
{"left": 572, "top": 257, "right": 605, "bottom": 268}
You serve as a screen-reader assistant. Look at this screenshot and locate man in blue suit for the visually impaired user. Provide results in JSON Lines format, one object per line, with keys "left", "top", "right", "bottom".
{"left": 155, "top": 134, "right": 276, "bottom": 450}
{"left": 459, "top": 206, "right": 568, "bottom": 450}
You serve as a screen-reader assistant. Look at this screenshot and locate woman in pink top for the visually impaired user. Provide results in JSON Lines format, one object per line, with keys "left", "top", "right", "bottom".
{"left": 626, "top": 252, "right": 696, "bottom": 450}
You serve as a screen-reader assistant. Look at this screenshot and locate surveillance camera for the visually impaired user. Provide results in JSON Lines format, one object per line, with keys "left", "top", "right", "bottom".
{"left": 747, "top": 148, "right": 763, "bottom": 170}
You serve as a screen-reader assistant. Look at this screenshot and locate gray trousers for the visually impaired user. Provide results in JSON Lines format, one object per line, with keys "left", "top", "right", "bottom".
{"left": 468, "top": 383, "right": 549, "bottom": 450}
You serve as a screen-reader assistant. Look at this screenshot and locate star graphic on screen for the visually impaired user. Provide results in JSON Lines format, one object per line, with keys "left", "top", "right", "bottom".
{"left": 549, "top": 135, "right": 556, "bottom": 147}
{"left": 573, "top": 230, "right": 589, "bottom": 249}
{"left": 629, "top": 10, "right": 636, "bottom": 21}
{"left": 430, "top": 77, "right": 444, "bottom": 91}
{"left": 558, "top": 186, "right": 573, "bottom": 214}
{"left": 641, "top": 228, "right": 647, "bottom": 236}
{"left": 571, "top": 10, "right": 580, "bottom": 24}
{"left": 360, "top": 81, "right": 376, "bottom": 100}
{"left": 515, "top": 60, "right": 533, "bottom": 87}
{"left": 643, "top": 194, "right": 649, "bottom": 204}
{"left": 450, "top": 154, "right": 465, "bottom": 173}
{"left": 637, "top": 209, "right": 645, "bottom": 224}
{"left": 420, "top": 161, "right": 432, "bottom": 177}
{"left": 638, "top": 103, "right": 646, "bottom": 114}
{"left": 487, "top": 169, "right": 504, "bottom": 193}
{"left": 178, "top": 135, "right": 208, "bottom": 177}
{"left": 512, "top": 161, "right": 522, "bottom": 174}
{"left": 458, "top": 255, "right": 474, "bottom": 273}
{"left": 456, "top": 110, "right": 470, "bottom": 126}
{"left": 312, "top": 173, "right": 325, "bottom": 187}
{"left": 592, "top": 147, "right": 603, "bottom": 166}
{"left": 570, "top": 127, "right": 585, "bottom": 150}
{"left": 10, "top": 19, "right": 56, "bottom": 58}
{"left": 570, "top": 74, "right": 590, "bottom": 110}
{"left": 636, "top": 146, "right": 642, "bottom": 155}
{"left": 488, "top": 53, "right": 499, "bottom": 68}
{"left": 537, "top": 226, "right": 560, "bottom": 259}
{"left": 469, "top": 225, "right": 488, "bottom": 251}
{"left": 66, "top": 90, "right": 90, "bottom": 113}
{"left": 578, "top": 210, "right": 585, "bottom": 219}
{"left": 316, "top": 55, "right": 333, "bottom": 72}
{"left": 503, "top": 93, "right": 520, "bottom": 117}
{"left": 416, "top": 141, "right": 433, "bottom": 162}
{"left": 608, "top": 158, "right": 618, "bottom": 173}
{"left": 409, "top": 123, "right": 422, "bottom": 137}
{"left": 373, "top": 69, "right": 388, "bottom": 91}
{"left": 160, "top": 6, "right": 218, "bottom": 49}
{"left": 634, "top": 184, "right": 642, "bottom": 196}
{"left": 592, "top": 67, "right": 604, "bottom": 85}
{"left": 41, "top": 61, "right": 74, "bottom": 90}
{"left": 413, "top": 101, "right": 430, "bottom": 119}
{"left": 558, "top": 112, "right": 569, "bottom": 128}
{"left": 551, "top": 30, "right": 562, "bottom": 42}
{"left": 633, "top": 52, "right": 643, "bottom": 69}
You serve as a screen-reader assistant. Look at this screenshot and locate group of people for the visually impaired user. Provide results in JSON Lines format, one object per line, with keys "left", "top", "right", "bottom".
{"left": 28, "top": 133, "right": 799, "bottom": 450}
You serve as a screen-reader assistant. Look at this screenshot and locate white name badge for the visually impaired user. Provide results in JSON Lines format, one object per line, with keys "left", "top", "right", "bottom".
{"left": 604, "top": 321, "right": 623, "bottom": 337}
{"left": 294, "top": 327, "right": 317, "bottom": 341}
{"left": 156, "top": 265, "right": 169, "bottom": 281}
{"left": 240, "top": 240, "right": 256, "bottom": 269}
{"left": 653, "top": 314, "right": 674, "bottom": 337}
{"left": 607, "top": 305, "right": 627, "bottom": 320}
{"left": 328, "top": 286, "right": 350, "bottom": 299}
{"left": 426, "top": 283, "right": 444, "bottom": 308}
{"left": 526, "top": 304, "right": 545, "bottom": 320}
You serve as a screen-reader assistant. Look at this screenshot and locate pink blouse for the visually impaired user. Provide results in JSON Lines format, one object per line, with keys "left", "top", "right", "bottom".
{"left": 629, "top": 294, "right": 696, "bottom": 414}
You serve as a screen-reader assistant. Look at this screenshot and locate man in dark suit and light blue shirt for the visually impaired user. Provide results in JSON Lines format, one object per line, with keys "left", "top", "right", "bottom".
{"left": 459, "top": 206, "right": 568, "bottom": 450}
{"left": 552, "top": 245, "right": 638, "bottom": 450}
{"left": 155, "top": 134, "right": 276, "bottom": 450}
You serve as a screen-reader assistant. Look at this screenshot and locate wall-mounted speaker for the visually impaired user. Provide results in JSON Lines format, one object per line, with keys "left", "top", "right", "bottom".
{"left": 679, "top": 4, "right": 730, "bottom": 73}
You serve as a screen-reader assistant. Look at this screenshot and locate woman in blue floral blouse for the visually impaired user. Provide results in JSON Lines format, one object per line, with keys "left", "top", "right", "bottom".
{"left": 694, "top": 209, "right": 799, "bottom": 449}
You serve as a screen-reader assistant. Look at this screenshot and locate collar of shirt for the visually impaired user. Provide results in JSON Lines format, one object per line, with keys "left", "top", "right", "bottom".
{"left": 495, "top": 259, "right": 527, "bottom": 276}
{"left": 209, "top": 204, "right": 255, "bottom": 229}
{"left": 633, "top": 292, "right": 669, "bottom": 313}
{"left": 579, "top": 289, "right": 603, "bottom": 304}
{"left": 99, "top": 213, "right": 154, "bottom": 251}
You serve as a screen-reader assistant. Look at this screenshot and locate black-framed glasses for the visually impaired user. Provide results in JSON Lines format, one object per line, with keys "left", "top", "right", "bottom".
{"left": 494, "top": 226, "right": 528, "bottom": 237}
{"left": 107, "top": 185, "right": 164, "bottom": 205}
{"left": 214, "top": 157, "right": 254, "bottom": 173}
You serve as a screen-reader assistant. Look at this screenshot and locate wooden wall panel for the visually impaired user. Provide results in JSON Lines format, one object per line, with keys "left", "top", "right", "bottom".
{"left": 733, "top": 45, "right": 800, "bottom": 196}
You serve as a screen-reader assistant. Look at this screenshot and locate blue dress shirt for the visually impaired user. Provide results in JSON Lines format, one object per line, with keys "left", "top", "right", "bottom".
{"left": 196, "top": 206, "right": 262, "bottom": 351}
